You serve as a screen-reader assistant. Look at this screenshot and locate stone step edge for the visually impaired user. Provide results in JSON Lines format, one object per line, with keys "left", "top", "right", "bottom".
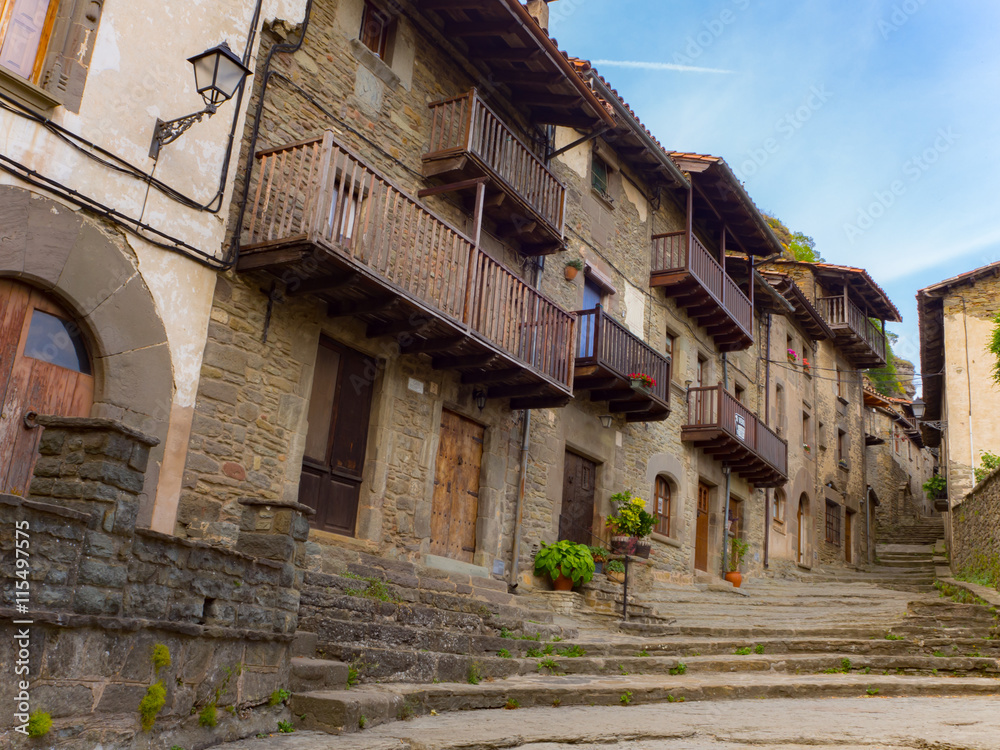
{"left": 290, "top": 673, "right": 1000, "bottom": 734}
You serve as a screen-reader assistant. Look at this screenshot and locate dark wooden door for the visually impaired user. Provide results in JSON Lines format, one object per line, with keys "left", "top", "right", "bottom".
{"left": 559, "top": 451, "right": 597, "bottom": 544}
{"left": 298, "top": 337, "right": 375, "bottom": 535}
{"left": 430, "top": 410, "right": 484, "bottom": 563}
{"left": 797, "top": 499, "right": 805, "bottom": 564}
{"left": 695, "top": 482, "right": 710, "bottom": 572}
{"left": 0, "top": 279, "right": 93, "bottom": 494}
{"left": 844, "top": 510, "right": 854, "bottom": 563}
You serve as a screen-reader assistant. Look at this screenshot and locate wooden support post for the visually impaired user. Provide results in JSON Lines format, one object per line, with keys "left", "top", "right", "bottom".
{"left": 685, "top": 185, "right": 694, "bottom": 267}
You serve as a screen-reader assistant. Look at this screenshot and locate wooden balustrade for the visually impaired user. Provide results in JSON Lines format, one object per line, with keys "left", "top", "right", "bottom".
{"left": 684, "top": 385, "right": 788, "bottom": 483}
{"left": 819, "top": 296, "right": 887, "bottom": 363}
{"left": 426, "top": 89, "right": 565, "bottom": 236}
{"left": 575, "top": 306, "right": 670, "bottom": 409}
{"left": 650, "top": 231, "right": 753, "bottom": 342}
{"left": 243, "top": 132, "right": 575, "bottom": 391}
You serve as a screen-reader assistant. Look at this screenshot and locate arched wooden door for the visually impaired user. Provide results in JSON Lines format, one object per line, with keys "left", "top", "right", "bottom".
{"left": 796, "top": 496, "right": 807, "bottom": 564}
{"left": 0, "top": 279, "right": 94, "bottom": 494}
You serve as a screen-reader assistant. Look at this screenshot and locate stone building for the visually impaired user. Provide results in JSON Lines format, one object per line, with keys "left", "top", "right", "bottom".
{"left": 917, "top": 262, "right": 1000, "bottom": 505}
{"left": 862, "top": 386, "right": 937, "bottom": 537}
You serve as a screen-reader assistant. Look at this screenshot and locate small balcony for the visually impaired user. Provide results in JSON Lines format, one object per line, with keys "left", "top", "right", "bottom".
{"left": 650, "top": 232, "right": 753, "bottom": 351}
{"left": 683, "top": 385, "right": 788, "bottom": 487}
{"left": 422, "top": 89, "right": 567, "bottom": 255}
{"left": 574, "top": 306, "right": 670, "bottom": 422}
{"left": 239, "top": 132, "right": 575, "bottom": 409}
{"left": 818, "top": 296, "right": 887, "bottom": 368}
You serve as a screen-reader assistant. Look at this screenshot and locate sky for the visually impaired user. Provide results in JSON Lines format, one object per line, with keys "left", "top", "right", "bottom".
{"left": 548, "top": 0, "right": 1000, "bottom": 390}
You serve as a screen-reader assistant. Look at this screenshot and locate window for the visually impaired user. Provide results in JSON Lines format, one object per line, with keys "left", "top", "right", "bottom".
{"left": 825, "top": 500, "right": 841, "bottom": 545}
{"left": 835, "top": 366, "right": 844, "bottom": 399}
{"left": 23, "top": 309, "right": 91, "bottom": 374}
{"left": 837, "top": 429, "right": 847, "bottom": 464}
{"left": 664, "top": 331, "right": 676, "bottom": 362}
{"left": 592, "top": 155, "right": 610, "bottom": 198}
{"left": 0, "top": 0, "right": 57, "bottom": 80}
{"left": 360, "top": 1, "right": 392, "bottom": 58}
{"left": 772, "top": 489, "right": 785, "bottom": 524}
{"left": 697, "top": 356, "right": 708, "bottom": 388}
{"left": 654, "top": 476, "right": 671, "bottom": 537}
{"left": 775, "top": 384, "right": 785, "bottom": 437}
{"left": 734, "top": 384, "right": 745, "bottom": 404}
{"left": 728, "top": 497, "right": 743, "bottom": 537}
{"left": 802, "top": 410, "right": 812, "bottom": 451}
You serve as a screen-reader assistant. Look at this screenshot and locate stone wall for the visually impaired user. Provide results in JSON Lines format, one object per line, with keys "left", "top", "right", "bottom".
{"left": 951, "top": 468, "right": 1000, "bottom": 588}
{"left": 0, "top": 418, "right": 307, "bottom": 747}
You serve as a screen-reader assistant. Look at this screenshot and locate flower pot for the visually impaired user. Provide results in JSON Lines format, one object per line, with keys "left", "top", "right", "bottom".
{"left": 629, "top": 378, "right": 652, "bottom": 394}
{"left": 606, "top": 570, "right": 625, "bottom": 584}
{"left": 724, "top": 571, "right": 743, "bottom": 588}
{"left": 610, "top": 535, "right": 636, "bottom": 555}
{"left": 594, "top": 561, "right": 604, "bottom": 575}
{"left": 552, "top": 573, "right": 574, "bottom": 591}
{"left": 564, "top": 265, "right": 579, "bottom": 281}
{"left": 632, "top": 541, "right": 651, "bottom": 559}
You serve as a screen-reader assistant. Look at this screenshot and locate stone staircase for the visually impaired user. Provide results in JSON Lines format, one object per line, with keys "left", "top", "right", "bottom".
{"left": 286, "top": 560, "right": 1000, "bottom": 735}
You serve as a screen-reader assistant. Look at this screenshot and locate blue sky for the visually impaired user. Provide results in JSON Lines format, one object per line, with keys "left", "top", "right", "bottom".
{"left": 549, "top": 0, "right": 1000, "bottom": 387}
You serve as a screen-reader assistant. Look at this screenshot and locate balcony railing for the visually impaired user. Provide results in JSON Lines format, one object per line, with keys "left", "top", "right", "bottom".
{"left": 575, "top": 306, "right": 670, "bottom": 420}
{"left": 818, "top": 296, "right": 887, "bottom": 366}
{"left": 684, "top": 385, "right": 788, "bottom": 486}
{"left": 241, "top": 132, "right": 575, "bottom": 400}
{"left": 651, "top": 231, "right": 753, "bottom": 350}
{"left": 424, "top": 89, "right": 566, "bottom": 248}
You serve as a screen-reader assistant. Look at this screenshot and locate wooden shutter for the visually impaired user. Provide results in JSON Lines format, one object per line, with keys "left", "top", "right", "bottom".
{"left": 38, "top": 0, "right": 103, "bottom": 113}
{"left": 0, "top": 0, "right": 54, "bottom": 79}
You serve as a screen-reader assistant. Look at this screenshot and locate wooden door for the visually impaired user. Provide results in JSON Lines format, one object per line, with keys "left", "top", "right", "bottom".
{"left": 298, "top": 337, "right": 375, "bottom": 535}
{"left": 558, "top": 451, "right": 597, "bottom": 544}
{"left": 695, "top": 482, "right": 710, "bottom": 572}
{"left": 430, "top": 410, "right": 484, "bottom": 563}
{"left": 844, "top": 510, "right": 854, "bottom": 563}
{"left": 796, "top": 499, "right": 805, "bottom": 564}
{"left": 0, "top": 279, "right": 93, "bottom": 494}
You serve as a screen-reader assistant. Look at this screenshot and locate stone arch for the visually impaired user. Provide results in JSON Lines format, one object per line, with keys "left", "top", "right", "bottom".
{"left": 646, "top": 451, "right": 685, "bottom": 541}
{"left": 0, "top": 186, "right": 172, "bottom": 508}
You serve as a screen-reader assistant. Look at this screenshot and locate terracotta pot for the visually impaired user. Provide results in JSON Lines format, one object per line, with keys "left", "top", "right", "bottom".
{"left": 552, "top": 573, "right": 574, "bottom": 591}
{"left": 606, "top": 570, "right": 625, "bottom": 584}
{"left": 564, "top": 265, "right": 580, "bottom": 280}
{"left": 724, "top": 571, "right": 743, "bottom": 588}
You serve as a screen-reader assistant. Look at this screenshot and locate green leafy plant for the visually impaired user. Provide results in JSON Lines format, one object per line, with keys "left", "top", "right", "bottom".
{"left": 504, "top": 698, "right": 520, "bottom": 710}
{"left": 497, "top": 648, "right": 511, "bottom": 659}
{"left": 606, "top": 491, "right": 655, "bottom": 537}
{"left": 922, "top": 474, "right": 946, "bottom": 500}
{"left": 933, "top": 650, "right": 946, "bottom": 657}
{"left": 551, "top": 635, "right": 563, "bottom": 642}
{"left": 499, "top": 626, "right": 514, "bottom": 639}
{"left": 565, "top": 258, "right": 585, "bottom": 271}
{"left": 27, "top": 710, "right": 52, "bottom": 738}
{"left": 151, "top": 644, "right": 172, "bottom": 674}
{"left": 637, "top": 649, "right": 650, "bottom": 657}
{"left": 277, "top": 720, "right": 295, "bottom": 733}
{"left": 666, "top": 694, "right": 685, "bottom": 703}
{"left": 587, "top": 546, "right": 609, "bottom": 562}
{"left": 866, "top": 687, "right": 879, "bottom": 696}
{"left": 533, "top": 540, "right": 595, "bottom": 586}
{"left": 343, "top": 575, "right": 400, "bottom": 603}
{"left": 552, "top": 698, "right": 562, "bottom": 707}
{"left": 269, "top": 688, "right": 292, "bottom": 706}
{"left": 358, "top": 715, "right": 368, "bottom": 729}
{"left": 734, "top": 647, "right": 752, "bottom": 655}
{"left": 669, "top": 662, "right": 687, "bottom": 675}
{"left": 398, "top": 698, "right": 419, "bottom": 720}
{"left": 754, "top": 644, "right": 765, "bottom": 655}
{"left": 885, "top": 633, "right": 905, "bottom": 641}
{"left": 841, "top": 658, "right": 852, "bottom": 672}
{"left": 728, "top": 536, "right": 750, "bottom": 573}
{"left": 989, "top": 312, "right": 1000, "bottom": 386}
{"left": 199, "top": 704, "right": 218, "bottom": 728}
{"left": 526, "top": 647, "right": 543, "bottom": 658}
{"left": 619, "top": 691, "right": 633, "bottom": 706}
{"left": 139, "top": 682, "right": 166, "bottom": 732}
{"left": 537, "top": 657, "right": 561, "bottom": 674}
{"left": 975, "top": 450, "right": 1000, "bottom": 485}
{"left": 556, "top": 645, "right": 586, "bottom": 658}
{"left": 467, "top": 662, "right": 484, "bottom": 685}
{"left": 171, "top": 746, "right": 186, "bottom": 750}
{"left": 605, "top": 559, "right": 625, "bottom": 574}
{"left": 618, "top": 664, "right": 629, "bottom": 675}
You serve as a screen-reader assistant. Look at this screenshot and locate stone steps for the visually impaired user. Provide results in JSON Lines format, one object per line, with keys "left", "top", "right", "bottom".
{"left": 290, "top": 671, "right": 1000, "bottom": 733}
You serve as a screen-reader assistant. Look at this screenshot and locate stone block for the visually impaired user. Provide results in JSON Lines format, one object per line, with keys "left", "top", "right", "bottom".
{"left": 85, "top": 274, "right": 168, "bottom": 357}
{"left": 203, "top": 341, "right": 249, "bottom": 375}
{"left": 83, "top": 530, "right": 120, "bottom": 558}
{"left": 96, "top": 683, "right": 148, "bottom": 713}
{"left": 125, "top": 584, "right": 171, "bottom": 619}
{"left": 32, "top": 684, "right": 94, "bottom": 718}
{"left": 237, "top": 532, "right": 295, "bottom": 562}
{"left": 78, "top": 558, "right": 128, "bottom": 588}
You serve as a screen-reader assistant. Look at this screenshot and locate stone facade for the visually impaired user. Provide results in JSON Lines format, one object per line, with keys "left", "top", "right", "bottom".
{"left": 951, "top": 467, "right": 1000, "bottom": 588}
{"left": 0, "top": 418, "right": 306, "bottom": 747}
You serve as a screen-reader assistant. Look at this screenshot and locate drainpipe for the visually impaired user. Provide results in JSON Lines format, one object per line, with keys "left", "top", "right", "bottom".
{"left": 763, "top": 313, "right": 772, "bottom": 569}
{"left": 858, "top": 370, "right": 869, "bottom": 565}
{"left": 721, "top": 467, "right": 732, "bottom": 576}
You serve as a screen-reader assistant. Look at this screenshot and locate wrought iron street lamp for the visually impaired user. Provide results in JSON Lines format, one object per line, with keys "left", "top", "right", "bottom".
{"left": 149, "top": 41, "right": 251, "bottom": 159}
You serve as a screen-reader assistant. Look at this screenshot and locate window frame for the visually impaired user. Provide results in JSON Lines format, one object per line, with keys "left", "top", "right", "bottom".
{"left": 591, "top": 154, "right": 610, "bottom": 199}
{"left": 653, "top": 475, "right": 671, "bottom": 538}
{"left": 0, "top": 0, "right": 59, "bottom": 83}
{"left": 359, "top": 1, "right": 392, "bottom": 60}
{"left": 825, "top": 500, "right": 841, "bottom": 546}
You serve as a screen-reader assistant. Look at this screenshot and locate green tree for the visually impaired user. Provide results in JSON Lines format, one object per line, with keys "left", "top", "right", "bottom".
{"left": 988, "top": 313, "right": 1000, "bottom": 386}
{"left": 868, "top": 329, "right": 905, "bottom": 398}
{"left": 762, "top": 214, "right": 825, "bottom": 262}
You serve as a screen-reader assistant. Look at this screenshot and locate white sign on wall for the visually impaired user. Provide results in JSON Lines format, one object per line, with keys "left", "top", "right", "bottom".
{"left": 735, "top": 413, "right": 746, "bottom": 441}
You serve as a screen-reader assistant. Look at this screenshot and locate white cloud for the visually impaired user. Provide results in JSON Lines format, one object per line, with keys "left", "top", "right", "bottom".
{"left": 592, "top": 59, "right": 736, "bottom": 75}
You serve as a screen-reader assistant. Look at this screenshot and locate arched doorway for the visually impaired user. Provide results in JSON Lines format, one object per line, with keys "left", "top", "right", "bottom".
{"left": 796, "top": 494, "right": 809, "bottom": 565}
{"left": 0, "top": 279, "right": 94, "bottom": 494}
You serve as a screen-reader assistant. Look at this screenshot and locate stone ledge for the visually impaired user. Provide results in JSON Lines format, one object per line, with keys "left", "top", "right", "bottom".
{"left": 0, "top": 493, "right": 91, "bottom": 522}
{"left": 0, "top": 606, "right": 295, "bottom": 641}
{"left": 31, "top": 415, "right": 161, "bottom": 446}
{"left": 239, "top": 496, "right": 316, "bottom": 515}
{"left": 135, "top": 528, "right": 286, "bottom": 570}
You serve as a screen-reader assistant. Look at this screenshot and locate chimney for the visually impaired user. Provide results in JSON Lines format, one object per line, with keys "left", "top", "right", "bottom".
{"left": 526, "top": 0, "right": 553, "bottom": 34}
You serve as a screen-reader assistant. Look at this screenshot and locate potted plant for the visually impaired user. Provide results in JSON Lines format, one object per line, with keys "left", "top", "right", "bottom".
{"left": 725, "top": 536, "right": 750, "bottom": 588}
{"left": 786, "top": 348, "right": 798, "bottom": 364}
{"left": 533, "top": 540, "right": 595, "bottom": 591}
{"left": 802, "top": 357, "right": 811, "bottom": 375}
{"left": 628, "top": 372, "right": 657, "bottom": 393}
{"left": 606, "top": 491, "right": 655, "bottom": 559}
{"left": 605, "top": 559, "right": 625, "bottom": 584}
{"left": 803, "top": 443, "right": 811, "bottom": 454}
{"left": 923, "top": 474, "right": 946, "bottom": 500}
{"left": 838, "top": 458, "right": 849, "bottom": 470}
{"left": 564, "top": 258, "right": 585, "bottom": 281}
{"left": 588, "top": 546, "right": 609, "bottom": 575}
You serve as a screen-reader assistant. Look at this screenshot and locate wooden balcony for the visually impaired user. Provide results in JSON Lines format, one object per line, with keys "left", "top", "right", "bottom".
{"left": 683, "top": 385, "right": 788, "bottom": 488}
{"left": 574, "top": 306, "right": 670, "bottom": 422}
{"left": 818, "top": 296, "right": 887, "bottom": 368}
{"left": 238, "top": 132, "right": 575, "bottom": 409}
{"left": 422, "top": 89, "right": 566, "bottom": 255}
{"left": 650, "top": 232, "right": 753, "bottom": 351}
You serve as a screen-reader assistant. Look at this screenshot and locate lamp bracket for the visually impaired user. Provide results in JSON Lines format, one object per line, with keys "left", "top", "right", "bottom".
{"left": 149, "top": 103, "right": 217, "bottom": 159}
{"left": 920, "top": 420, "right": 946, "bottom": 430}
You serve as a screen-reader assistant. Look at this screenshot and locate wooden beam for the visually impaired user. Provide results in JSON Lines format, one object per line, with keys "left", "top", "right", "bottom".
{"left": 286, "top": 272, "right": 358, "bottom": 297}
{"left": 327, "top": 296, "right": 398, "bottom": 318}
{"left": 487, "top": 383, "right": 550, "bottom": 399}
{"left": 367, "top": 317, "right": 436, "bottom": 338}
{"left": 589, "top": 387, "right": 633, "bottom": 401}
{"left": 419, "top": 0, "right": 482, "bottom": 9}
{"left": 421, "top": 156, "right": 468, "bottom": 178}
{"left": 490, "top": 70, "right": 564, "bottom": 85}
{"left": 509, "top": 93, "right": 582, "bottom": 108}
{"left": 401, "top": 337, "right": 467, "bottom": 355}
{"left": 510, "top": 394, "right": 572, "bottom": 410}
{"left": 432, "top": 352, "right": 498, "bottom": 368}
{"left": 445, "top": 21, "right": 515, "bottom": 37}
{"left": 469, "top": 47, "right": 540, "bottom": 63}
{"left": 236, "top": 246, "right": 307, "bottom": 271}
{"left": 418, "top": 176, "right": 489, "bottom": 198}
{"left": 461, "top": 368, "right": 525, "bottom": 384}
{"left": 608, "top": 400, "right": 655, "bottom": 413}
{"left": 528, "top": 109, "right": 601, "bottom": 128}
